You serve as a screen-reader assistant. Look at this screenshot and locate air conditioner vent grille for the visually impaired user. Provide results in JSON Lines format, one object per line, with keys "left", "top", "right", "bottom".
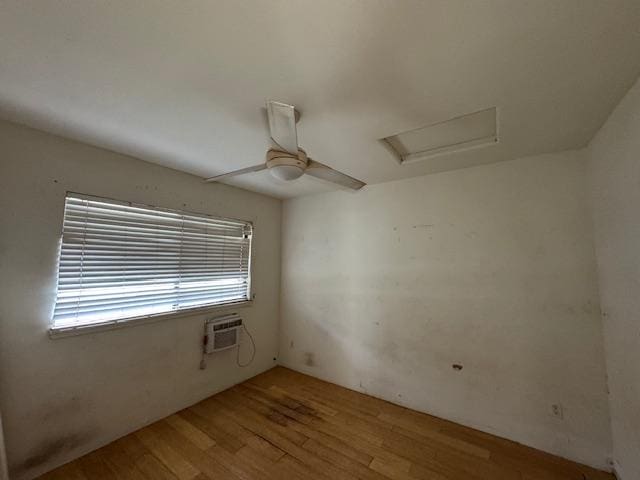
{"left": 204, "top": 313, "right": 243, "bottom": 353}
{"left": 213, "top": 329, "right": 238, "bottom": 350}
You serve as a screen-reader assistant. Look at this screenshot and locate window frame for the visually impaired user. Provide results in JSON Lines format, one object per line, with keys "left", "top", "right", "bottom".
{"left": 49, "top": 192, "right": 254, "bottom": 339}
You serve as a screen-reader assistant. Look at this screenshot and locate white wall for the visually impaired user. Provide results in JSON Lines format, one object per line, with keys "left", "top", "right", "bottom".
{"left": 588, "top": 77, "right": 640, "bottom": 480}
{"left": 280, "top": 151, "right": 612, "bottom": 469}
{"left": 0, "top": 120, "right": 281, "bottom": 480}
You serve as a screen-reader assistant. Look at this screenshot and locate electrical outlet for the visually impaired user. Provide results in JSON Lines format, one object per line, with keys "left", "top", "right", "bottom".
{"left": 551, "top": 403, "right": 564, "bottom": 419}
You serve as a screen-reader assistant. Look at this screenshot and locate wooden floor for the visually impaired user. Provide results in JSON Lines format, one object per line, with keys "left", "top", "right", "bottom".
{"left": 38, "top": 367, "right": 613, "bottom": 480}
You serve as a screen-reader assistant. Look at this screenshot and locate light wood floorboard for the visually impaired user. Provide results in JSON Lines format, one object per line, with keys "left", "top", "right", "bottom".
{"left": 37, "top": 366, "right": 613, "bottom": 480}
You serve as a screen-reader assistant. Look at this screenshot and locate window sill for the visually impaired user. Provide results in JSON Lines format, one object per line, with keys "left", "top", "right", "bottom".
{"left": 48, "top": 300, "right": 253, "bottom": 339}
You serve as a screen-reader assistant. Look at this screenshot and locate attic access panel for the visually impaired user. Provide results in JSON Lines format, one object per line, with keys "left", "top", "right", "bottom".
{"left": 383, "top": 107, "right": 498, "bottom": 164}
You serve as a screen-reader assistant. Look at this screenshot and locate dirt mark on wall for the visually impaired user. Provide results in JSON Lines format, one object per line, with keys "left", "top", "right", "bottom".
{"left": 13, "top": 394, "right": 95, "bottom": 475}
{"left": 15, "top": 431, "right": 94, "bottom": 474}
{"left": 304, "top": 352, "right": 316, "bottom": 367}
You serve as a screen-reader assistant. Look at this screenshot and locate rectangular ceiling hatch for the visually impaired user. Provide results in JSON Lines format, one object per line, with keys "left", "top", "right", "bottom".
{"left": 383, "top": 107, "right": 498, "bottom": 164}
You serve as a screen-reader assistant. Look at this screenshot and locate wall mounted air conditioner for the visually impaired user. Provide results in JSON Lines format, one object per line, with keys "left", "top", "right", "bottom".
{"left": 204, "top": 313, "right": 243, "bottom": 353}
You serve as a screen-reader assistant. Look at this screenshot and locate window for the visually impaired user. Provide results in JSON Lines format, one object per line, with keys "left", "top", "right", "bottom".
{"left": 51, "top": 193, "right": 252, "bottom": 333}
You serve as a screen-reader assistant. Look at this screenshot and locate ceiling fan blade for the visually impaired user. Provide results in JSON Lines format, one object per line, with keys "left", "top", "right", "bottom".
{"left": 305, "top": 159, "right": 366, "bottom": 190}
{"left": 266, "top": 100, "right": 299, "bottom": 154}
{"left": 203, "top": 164, "right": 267, "bottom": 183}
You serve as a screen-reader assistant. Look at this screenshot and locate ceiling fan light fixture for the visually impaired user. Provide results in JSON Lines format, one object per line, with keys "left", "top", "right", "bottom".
{"left": 203, "top": 102, "right": 366, "bottom": 190}
{"left": 269, "top": 164, "right": 305, "bottom": 181}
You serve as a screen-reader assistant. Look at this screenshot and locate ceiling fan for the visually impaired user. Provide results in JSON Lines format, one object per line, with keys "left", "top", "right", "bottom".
{"left": 204, "top": 101, "right": 366, "bottom": 190}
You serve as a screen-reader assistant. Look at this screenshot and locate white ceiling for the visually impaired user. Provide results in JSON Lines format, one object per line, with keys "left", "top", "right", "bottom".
{"left": 1, "top": 1, "right": 639, "bottom": 199}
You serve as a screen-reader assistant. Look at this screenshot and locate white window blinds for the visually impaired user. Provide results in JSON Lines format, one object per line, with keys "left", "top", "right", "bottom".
{"left": 52, "top": 193, "right": 252, "bottom": 331}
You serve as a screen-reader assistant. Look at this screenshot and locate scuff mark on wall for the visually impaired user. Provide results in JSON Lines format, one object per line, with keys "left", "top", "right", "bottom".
{"left": 303, "top": 352, "right": 315, "bottom": 367}
{"left": 413, "top": 224, "right": 435, "bottom": 229}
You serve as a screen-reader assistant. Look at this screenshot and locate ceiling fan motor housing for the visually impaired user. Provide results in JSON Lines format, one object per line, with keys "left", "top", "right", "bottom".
{"left": 266, "top": 148, "right": 308, "bottom": 181}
